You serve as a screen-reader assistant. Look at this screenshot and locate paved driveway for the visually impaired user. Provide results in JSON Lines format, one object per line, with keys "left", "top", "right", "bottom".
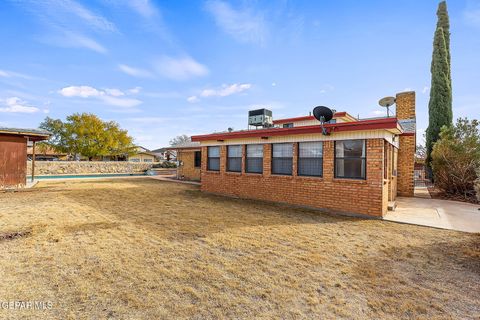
{"left": 384, "top": 196, "right": 480, "bottom": 233}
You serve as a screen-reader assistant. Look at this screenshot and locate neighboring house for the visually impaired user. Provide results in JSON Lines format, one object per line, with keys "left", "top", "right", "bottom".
{"left": 188, "top": 91, "right": 416, "bottom": 218}
{"left": 151, "top": 147, "right": 176, "bottom": 161}
{"left": 127, "top": 146, "right": 158, "bottom": 163}
{"left": 27, "top": 144, "right": 68, "bottom": 161}
{"left": 0, "top": 127, "right": 50, "bottom": 189}
{"left": 167, "top": 141, "right": 201, "bottom": 181}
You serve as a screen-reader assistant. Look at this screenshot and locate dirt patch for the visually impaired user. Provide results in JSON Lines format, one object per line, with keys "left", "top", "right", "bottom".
{"left": 0, "top": 230, "right": 31, "bottom": 242}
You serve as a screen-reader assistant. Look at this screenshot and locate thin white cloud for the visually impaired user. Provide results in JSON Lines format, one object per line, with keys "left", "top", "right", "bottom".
{"left": 371, "top": 110, "right": 387, "bottom": 116}
{"left": 118, "top": 64, "right": 153, "bottom": 78}
{"left": 0, "top": 69, "right": 34, "bottom": 80}
{"left": 59, "top": 85, "right": 142, "bottom": 107}
{"left": 42, "top": 31, "right": 108, "bottom": 54}
{"left": 205, "top": 0, "right": 268, "bottom": 44}
{"left": 22, "top": 0, "right": 116, "bottom": 32}
{"left": 0, "top": 97, "right": 40, "bottom": 113}
{"left": 422, "top": 86, "right": 429, "bottom": 94}
{"left": 126, "top": 0, "right": 158, "bottom": 18}
{"left": 128, "top": 87, "right": 142, "bottom": 94}
{"left": 200, "top": 83, "right": 252, "bottom": 97}
{"left": 154, "top": 55, "right": 209, "bottom": 80}
{"left": 187, "top": 96, "right": 199, "bottom": 103}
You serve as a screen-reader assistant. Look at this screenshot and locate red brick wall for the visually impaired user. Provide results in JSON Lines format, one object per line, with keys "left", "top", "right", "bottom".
{"left": 201, "top": 139, "right": 387, "bottom": 217}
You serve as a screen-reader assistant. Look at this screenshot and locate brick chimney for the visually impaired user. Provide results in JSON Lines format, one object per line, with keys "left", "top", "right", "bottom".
{"left": 396, "top": 91, "right": 416, "bottom": 120}
{"left": 395, "top": 91, "right": 416, "bottom": 197}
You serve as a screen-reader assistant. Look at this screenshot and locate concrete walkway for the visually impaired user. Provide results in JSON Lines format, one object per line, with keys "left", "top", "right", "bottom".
{"left": 384, "top": 195, "right": 480, "bottom": 233}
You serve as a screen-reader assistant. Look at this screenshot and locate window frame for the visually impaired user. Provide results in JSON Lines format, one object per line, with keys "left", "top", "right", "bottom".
{"left": 207, "top": 146, "right": 220, "bottom": 172}
{"left": 334, "top": 139, "right": 366, "bottom": 180}
{"left": 245, "top": 144, "right": 263, "bottom": 174}
{"left": 194, "top": 151, "right": 201, "bottom": 168}
{"left": 226, "top": 145, "right": 242, "bottom": 173}
{"left": 297, "top": 141, "right": 323, "bottom": 177}
{"left": 271, "top": 143, "right": 293, "bottom": 176}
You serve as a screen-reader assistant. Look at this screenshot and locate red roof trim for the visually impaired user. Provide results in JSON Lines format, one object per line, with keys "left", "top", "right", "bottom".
{"left": 273, "top": 112, "right": 348, "bottom": 125}
{"left": 192, "top": 118, "right": 400, "bottom": 142}
{"left": 400, "top": 132, "right": 415, "bottom": 136}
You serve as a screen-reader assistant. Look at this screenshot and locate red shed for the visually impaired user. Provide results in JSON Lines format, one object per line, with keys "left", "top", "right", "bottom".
{"left": 0, "top": 127, "right": 50, "bottom": 189}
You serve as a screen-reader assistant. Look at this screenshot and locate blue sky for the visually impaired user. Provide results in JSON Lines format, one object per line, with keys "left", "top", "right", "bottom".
{"left": 0, "top": 0, "right": 479, "bottom": 149}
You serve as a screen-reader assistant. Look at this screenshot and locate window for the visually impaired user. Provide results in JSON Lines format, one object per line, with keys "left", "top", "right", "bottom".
{"left": 144, "top": 159, "right": 153, "bottom": 162}
{"left": 298, "top": 142, "right": 323, "bottom": 177}
{"left": 335, "top": 140, "right": 366, "bottom": 179}
{"left": 227, "top": 145, "right": 242, "bottom": 172}
{"left": 246, "top": 144, "right": 263, "bottom": 174}
{"left": 130, "top": 158, "right": 140, "bottom": 162}
{"left": 272, "top": 143, "right": 293, "bottom": 175}
{"left": 194, "top": 151, "right": 201, "bottom": 168}
{"left": 283, "top": 123, "right": 293, "bottom": 128}
{"left": 207, "top": 146, "right": 220, "bottom": 171}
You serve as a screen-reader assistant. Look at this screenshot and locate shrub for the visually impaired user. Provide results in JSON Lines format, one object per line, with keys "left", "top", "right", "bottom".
{"left": 431, "top": 118, "right": 480, "bottom": 199}
{"left": 475, "top": 169, "right": 480, "bottom": 201}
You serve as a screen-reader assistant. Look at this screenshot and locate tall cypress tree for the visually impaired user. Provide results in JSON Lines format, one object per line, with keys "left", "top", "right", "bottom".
{"left": 426, "top": 1, "right": 453, "bottom": 165}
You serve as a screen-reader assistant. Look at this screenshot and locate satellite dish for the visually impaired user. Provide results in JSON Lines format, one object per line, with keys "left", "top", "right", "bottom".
{"left": 312, "top": 106, "right": 333, "bottom": 135}
{"left": 378, "top": 96, "right": 396, "bottom": 117}
{"left": 313, "top": 106, "right": 334, "bottom": 123}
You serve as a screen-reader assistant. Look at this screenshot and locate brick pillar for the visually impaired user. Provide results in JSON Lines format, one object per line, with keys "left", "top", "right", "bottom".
{"left": 396, "top": 91, "right": 416, "bottom": 197}
{"left": 323, "top": 141, "right": 334, "bottom": 181}
{"left": 201, "top": 146, "right": 208, "bottom": 172}
{"left": 292, "top": 142, "right": 298, "bottom": 177}
{"left": 241, "top": 145, "right": 246, "bottom": 174}
{"left": 220, "top": 145, "right": 227, "bottom": 174}
{"left": 263, "top": 144, "right": 271, "bottom": 176}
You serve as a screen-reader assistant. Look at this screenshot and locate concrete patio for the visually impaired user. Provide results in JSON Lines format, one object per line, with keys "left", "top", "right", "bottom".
{"left": 384, "top": 191, "right": 480, "bottom": 233}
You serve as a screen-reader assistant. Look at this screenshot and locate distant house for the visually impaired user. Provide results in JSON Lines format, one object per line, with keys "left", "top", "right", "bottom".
{"left": 27, "top": 144, "right": 68, "bottom": 161}
{"left": 127, "top": 146, "right": 158, "bottom": 163}
{"left": 151, "top": 147, "right": 176, "bottom": 161}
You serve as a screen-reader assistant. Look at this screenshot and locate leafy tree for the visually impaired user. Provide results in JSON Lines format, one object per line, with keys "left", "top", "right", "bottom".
{"left": 40, "top": 113, "right": 135, "bottom": 160}
{"left": 426, "top": 1, "right": 453, "bottom": 166}
{"left": 169, "top": 134, "right": 191, "bottom": 146}
{"left": 431, "top": 118, "right": 480, "bottom": 199}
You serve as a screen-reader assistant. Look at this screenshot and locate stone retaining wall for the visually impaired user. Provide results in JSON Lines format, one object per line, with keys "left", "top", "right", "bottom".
{"left": 27, "top": 161, "right": 156, "bottom": 175}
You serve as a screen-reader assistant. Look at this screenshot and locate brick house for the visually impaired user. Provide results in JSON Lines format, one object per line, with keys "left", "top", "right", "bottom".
{"left": 167, "top": 141, "right": 202, "bottom": 181}
{"left": 187, "top": 91, "right": 415, "bottom": 218}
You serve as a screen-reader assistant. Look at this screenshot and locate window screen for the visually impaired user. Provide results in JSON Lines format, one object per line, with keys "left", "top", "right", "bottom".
{"left": 335, "top": 140, "right": 366, "bottom": 179}
{"left": 246, "top": 144, "right": 263, "bottom": 173}
{"left": 298, "top": 142, "right": 323, "bottom": 177}
{"left": 194, "top": 151, "right": 201, "bottom": 168}
{"left": 227, "top": 145, "right": 242, "bottom": 172}
{"left": 207, "top": 146, "right": 220, "bottom": 171}
{"left": 272, "top": 143, "right": 293, "bottom": 175}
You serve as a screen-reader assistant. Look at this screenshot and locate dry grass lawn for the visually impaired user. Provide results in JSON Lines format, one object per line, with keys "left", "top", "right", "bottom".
{"left": 0, "top": 178, "right": 479, "bottom": 319}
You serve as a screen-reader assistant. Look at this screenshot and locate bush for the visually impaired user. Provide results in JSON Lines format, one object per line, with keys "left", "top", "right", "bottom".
{"left": 475, "top": 169, "right": 480, "bottom": 202}
{"left": 431, "top": 118, "right": 480, "bottom": 199}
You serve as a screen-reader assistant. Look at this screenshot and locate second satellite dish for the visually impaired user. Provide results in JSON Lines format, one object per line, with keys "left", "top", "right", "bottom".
{"left": 313, "top": 106, "right": 333, "bottom": 135}
{"left": 378, "top": 96, "right": 396, "bottom": 117}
